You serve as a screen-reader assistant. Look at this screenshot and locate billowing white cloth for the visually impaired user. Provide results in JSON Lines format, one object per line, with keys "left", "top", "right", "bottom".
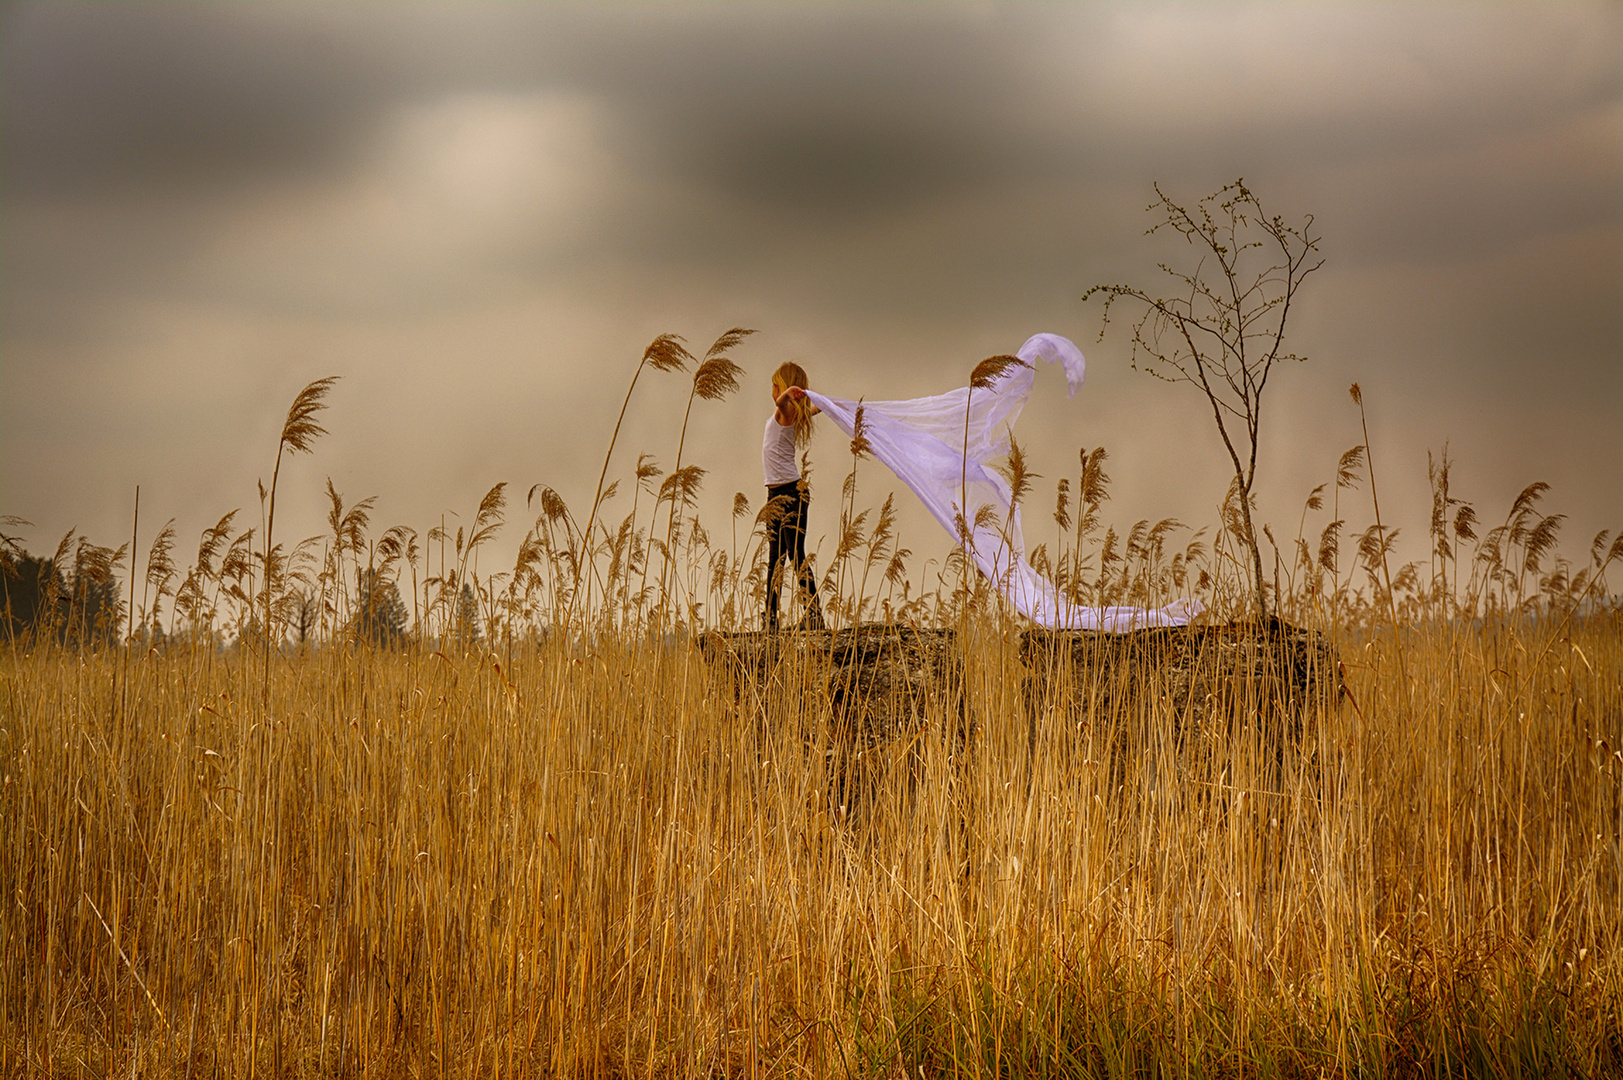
{"left": 805, "top": 333, "right": 1202, "bottom": 631}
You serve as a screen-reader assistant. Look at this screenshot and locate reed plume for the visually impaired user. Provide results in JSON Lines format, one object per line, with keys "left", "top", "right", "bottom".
{"left": 955, "top": 355, "right": 1028, "bottom": 599}
{"left": 139, "top": 519, "right": 178, "bottom": 635}
{"left": 579, "top": 334, "right": 694, "bottom": 623}
{"left": 262, "top": 376, "right": 337, "bottom": 699}
{"left": 660, "top": 328, "right": 752, "bottom": 620}
{"left": 175, "top": 510, "right": 238, "bottom": 636}
{"left": 0, "top": 516, "right": 28, "bottom": 574}
{"left": 458, "top": 482, "right": 508, "bottom": 589}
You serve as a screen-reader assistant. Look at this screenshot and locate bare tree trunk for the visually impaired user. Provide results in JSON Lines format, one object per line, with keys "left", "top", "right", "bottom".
{"left": 1237, "top": 485, "right": 1268, "bottom": 620}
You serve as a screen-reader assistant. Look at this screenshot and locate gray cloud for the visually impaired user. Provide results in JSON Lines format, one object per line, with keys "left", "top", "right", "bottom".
{"left": 4, "top": 5, "right": 387, "bottom": 191}
{"left": 15, "top": 5, "right": 1613, "bottom": 200}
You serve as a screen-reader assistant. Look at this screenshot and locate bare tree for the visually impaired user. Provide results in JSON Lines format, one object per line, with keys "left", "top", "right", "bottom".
{"left": 1084, "top": 179, "right": 1323, "bottom": 619}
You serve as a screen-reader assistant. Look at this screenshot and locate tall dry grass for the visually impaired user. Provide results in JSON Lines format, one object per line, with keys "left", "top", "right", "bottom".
{"left": 3, "top": 355, "right": 1621, "bottom": 1076}
{"left": 3, "top": 609, "right": 1619, "bottom": 1075}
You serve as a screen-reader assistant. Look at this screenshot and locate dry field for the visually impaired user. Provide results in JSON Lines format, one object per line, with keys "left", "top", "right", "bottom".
{"left": 3, "top": 366, "right": 1621, "bottom": 1075}
{"left": 2, "top": 608, "right": 1620, "bottom": 1077}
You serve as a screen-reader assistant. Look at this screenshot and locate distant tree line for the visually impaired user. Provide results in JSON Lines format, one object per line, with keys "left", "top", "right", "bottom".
{"left": 1, "top": 524, "right": 126, "bottom": 648}
{"left": 0, "top": 527, "right": 474, "bottom": 652}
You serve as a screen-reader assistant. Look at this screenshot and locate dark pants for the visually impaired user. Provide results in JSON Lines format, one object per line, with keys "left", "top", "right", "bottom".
{"left": 764, "top": 481, "right": 821, "bottom": 629}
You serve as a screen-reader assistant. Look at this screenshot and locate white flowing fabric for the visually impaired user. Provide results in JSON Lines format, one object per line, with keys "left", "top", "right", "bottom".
{"left": 805, "top": 333, "right": 1202, "bottom": 632}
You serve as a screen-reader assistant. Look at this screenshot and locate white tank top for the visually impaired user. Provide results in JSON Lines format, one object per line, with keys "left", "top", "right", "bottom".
{"left": 762, "top": 414, "right": 800, "bottom": 486}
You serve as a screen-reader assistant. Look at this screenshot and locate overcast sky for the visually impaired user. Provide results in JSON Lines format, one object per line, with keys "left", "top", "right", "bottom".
{"left": 4, "top": 3, "right": 1620, "bottom": 607}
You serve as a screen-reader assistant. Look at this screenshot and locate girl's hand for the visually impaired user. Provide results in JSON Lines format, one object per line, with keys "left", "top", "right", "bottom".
{"left": 774, "top": 381, "right": 819, "bottom": 419}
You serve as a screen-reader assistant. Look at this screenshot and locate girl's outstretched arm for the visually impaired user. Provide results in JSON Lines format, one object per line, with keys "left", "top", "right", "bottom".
{"left": 780, "top": 384, "right": 820, "bottom": 420}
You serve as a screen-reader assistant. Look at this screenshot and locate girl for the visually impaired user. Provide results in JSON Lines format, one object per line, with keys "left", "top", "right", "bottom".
{"left": 763, "top": 362, "right": 825, "bottom": 631}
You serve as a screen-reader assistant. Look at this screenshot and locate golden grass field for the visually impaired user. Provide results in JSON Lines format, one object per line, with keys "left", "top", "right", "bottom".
{"left": 3, "top": 365, "right": 1621, "bottom": 1076}
{"left": 3, "top": 609, "right": 1620, "bottom": 1077}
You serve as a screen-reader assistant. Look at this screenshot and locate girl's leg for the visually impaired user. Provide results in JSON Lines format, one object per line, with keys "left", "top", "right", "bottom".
{"left": 763, "top": 490, "right": 792, "bottom": 630}
{"left": 789, "top": 487, "right": 824, "bottom": 627}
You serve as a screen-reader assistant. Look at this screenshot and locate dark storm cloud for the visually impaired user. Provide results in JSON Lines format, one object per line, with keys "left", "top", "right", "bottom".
{"left": 9, "top": 4, "right": 1617, "bottom": 235}
{"left": 3, "top": 5, "right": 1066, "bottom": 207}
{"left": 6, "top": 2, "right": 1618, "bottom": 338}
{"left": 576, "top": 7, "right": 1081, "bottom": 213}
{"left": 558, "top": 3, "right": 1623, "bottom": 234}
{"left": 3, "top": 5, "right": 389, "bottom": 190}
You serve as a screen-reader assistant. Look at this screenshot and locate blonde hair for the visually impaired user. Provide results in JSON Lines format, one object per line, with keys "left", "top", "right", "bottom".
{"left": 772, "top": 361, "right": 816, "bottom": 447}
